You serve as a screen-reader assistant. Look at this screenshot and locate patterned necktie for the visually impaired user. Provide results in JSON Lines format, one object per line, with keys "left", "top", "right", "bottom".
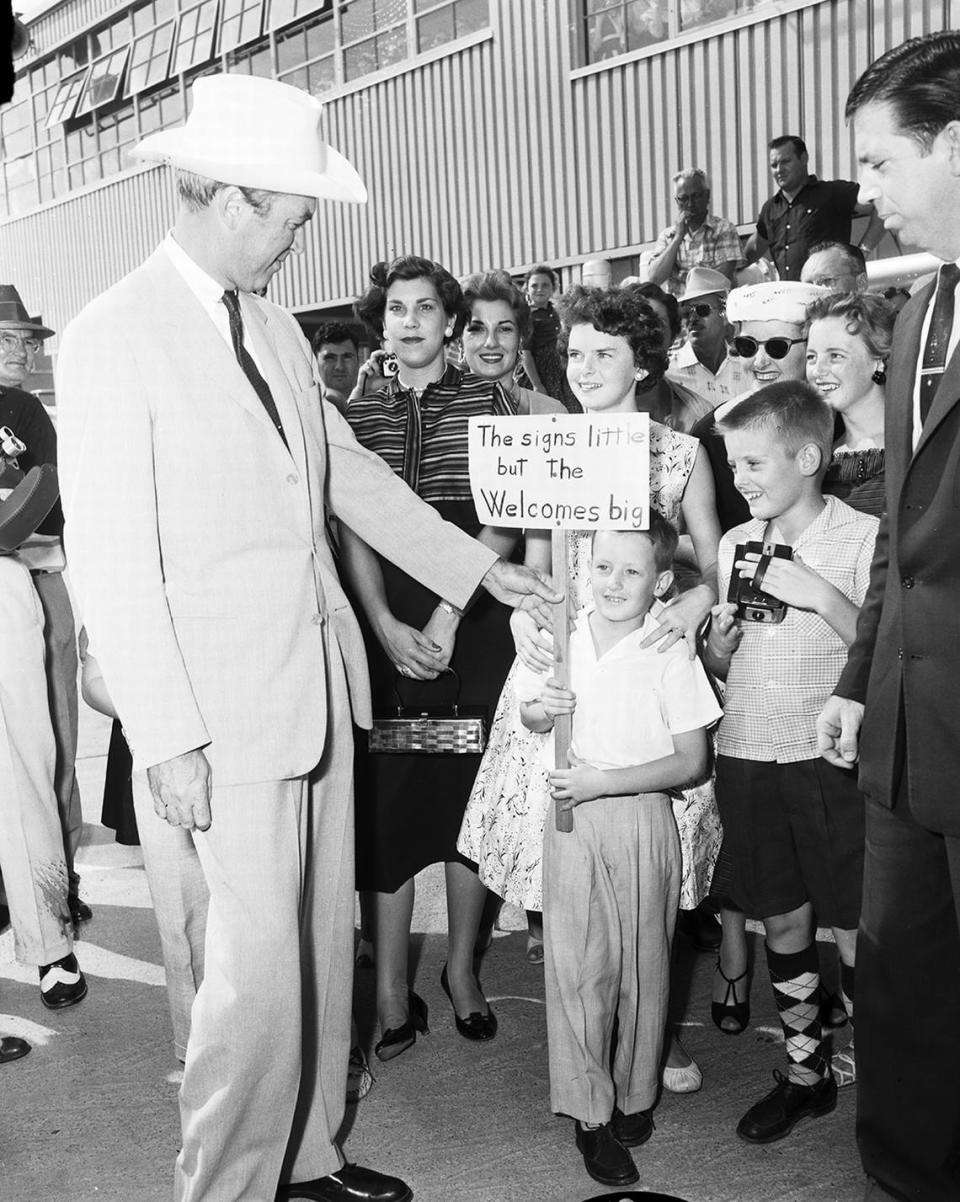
{"left": 919, "top": 263, "right": 960, "bottom": 424}
{"left": 221, "top": 290, "right": 288, "bottom": 448}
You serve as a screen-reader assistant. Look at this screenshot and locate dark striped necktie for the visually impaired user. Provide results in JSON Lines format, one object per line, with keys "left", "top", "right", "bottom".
{"left": 221, "top": 290, "right": 288, "bottom": 448}
{"left": 919, "top": 263, "right": 960, "bottom": 424}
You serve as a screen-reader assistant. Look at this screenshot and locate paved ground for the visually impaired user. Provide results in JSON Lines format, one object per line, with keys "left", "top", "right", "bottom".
{"left": 1, "top": 699, "right": 864, "bottom": 1202}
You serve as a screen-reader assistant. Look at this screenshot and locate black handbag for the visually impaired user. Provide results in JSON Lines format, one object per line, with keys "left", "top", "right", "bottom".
{"left": 368, "top": 669, "right": 487, "bottom": 755}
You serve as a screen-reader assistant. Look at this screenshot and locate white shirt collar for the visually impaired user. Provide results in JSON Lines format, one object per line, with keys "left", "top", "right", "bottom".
{"left": 163, "top": 232, "right": 235, "bottom": 354}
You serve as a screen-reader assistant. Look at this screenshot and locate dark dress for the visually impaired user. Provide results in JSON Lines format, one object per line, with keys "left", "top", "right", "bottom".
{"left": 346, "top": 365, "right": 518, "bottom": 893}
{"left": 525, "top": 304, "right": 581, "bottom": 414}
{"left": 823, "top": 446, "right": 885, "bottom": 517}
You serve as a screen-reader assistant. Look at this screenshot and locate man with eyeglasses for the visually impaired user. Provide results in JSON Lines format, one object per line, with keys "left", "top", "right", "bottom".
{"left": 667, "top": 266, "right": 753, "bottom": 408}
{"left": 0, "top": 284, "right": 90, "bottom": 934}
{"left": 646, "top": 168, "right": 744, "bottom": 295}
{"left": 749, "top": 136, "right": 883, "bottom": 281}
{"left": 800, "top": 241, "right": 869, "bottom": 294}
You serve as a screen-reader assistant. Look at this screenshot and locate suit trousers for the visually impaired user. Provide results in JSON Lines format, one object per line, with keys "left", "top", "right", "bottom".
{"left": 33, "top": 570, "right": 83, "bottom": 892}
{"left": 543, "top": 791, "right": 680, "bottom": 1122}
{"left": 174, "top": 638, "right": 354, "bottom": 1202}
{"left": 857, "top": 794, "right": 960, "bottom": 1202}
{"left": 132, "top": 770, "right": 208, "bottom": 1062}
{"left": 0, "top": 558, "right": 72, "bottom": 966}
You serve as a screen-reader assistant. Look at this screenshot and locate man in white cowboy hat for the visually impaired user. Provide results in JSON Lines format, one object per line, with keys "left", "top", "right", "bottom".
{"left": 666, "top": 266, "right": 753, "bottom": 408}
{"left": 55, "top": 73, "right": 559, "bottom": 1202}
{"left": 0, "top": 286, "right": 90, "bottom": 932}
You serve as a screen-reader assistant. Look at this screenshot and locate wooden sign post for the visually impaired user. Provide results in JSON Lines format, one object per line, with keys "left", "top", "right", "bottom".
{"left": 469, "top": 412, "right": 650, "bottom": 834}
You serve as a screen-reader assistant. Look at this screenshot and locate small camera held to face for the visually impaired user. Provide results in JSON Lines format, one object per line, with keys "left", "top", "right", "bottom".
{"left": 727, "top": 540, "right": 793, "bottom": 624}
{"left": 382, "top": 353, "right": 399, "bottom": 377}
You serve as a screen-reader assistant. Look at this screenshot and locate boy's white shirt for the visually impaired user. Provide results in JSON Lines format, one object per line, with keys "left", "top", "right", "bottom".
{"left": 515, "top": 601, "right": 722, "bottom": 774}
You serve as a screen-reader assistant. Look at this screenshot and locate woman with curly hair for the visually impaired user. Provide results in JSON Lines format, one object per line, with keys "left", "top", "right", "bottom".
{"left": 340, "top": 255, "right": 550, "bottom": 1061}
{"left": 459, "top": 285, "right": 722, "bottom": 1101}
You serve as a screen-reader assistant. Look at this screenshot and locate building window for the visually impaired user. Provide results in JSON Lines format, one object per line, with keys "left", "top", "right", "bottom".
{"left": 266, "top": 0, "right": 329, "bottom": 33}
{"left": 36, "top": 141, "right": 67, "bottom": 203}
{"left": 227, "top": 39, "right": 274, "bottom": 75}
{"left": 44, "top": 67, "right": 90, "bottom": 129}
{"left": 219, "top": 0, "right": 265, "bottom": 54}
{"left": 414, "top": 0, "right": 487, "bottom": 52}
{"left": 340, "top": 0, "right": 407, "bottom": 81}
{"left": 96, "top": 106, "right": 140, "bottom": 176}
{"left": 3, "top": 155, "right": 38, "bottom": 216}
{"left": 172, "top": 0, "right": 220, "bottom": 75}
{"left": 137, "top": 82, "right": 185, "bottom": 134}
{"left": 580, "top": 0, "right": 763, "bottom": 63}
{"left": 128, "top": 20, "right": 177, "bottom": 94}
{"left": 277, "top": 11, "right": 335, "bottom": 94}
{"left": 0, "top": 97, "right": 33, "bottom": 160}
{"left": 64, "top": 120, "right": 103, "bottom": 190}
{"left": 75, "top": 46, "right": 131, "bottom": 116}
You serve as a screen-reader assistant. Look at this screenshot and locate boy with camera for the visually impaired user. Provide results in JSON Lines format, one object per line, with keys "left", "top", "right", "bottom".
{"left": 518, "top": 518, "right": 722, "bottom": 1188}
{"left": 705, "top": 381, "right": 877, "bottom": 1143}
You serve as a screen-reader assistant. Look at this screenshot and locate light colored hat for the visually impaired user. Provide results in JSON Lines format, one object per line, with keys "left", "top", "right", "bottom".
{"left": 726, "top": 281, "right": 829, "bottom": 325}
{"left": 681, "top": 267, "right": 730, "bottom": 301}
{"left": 131, "top": 73, "right": 367, "bottom": 204}
{"left": 0, "top": 285, "right": 54, "bottom": 338}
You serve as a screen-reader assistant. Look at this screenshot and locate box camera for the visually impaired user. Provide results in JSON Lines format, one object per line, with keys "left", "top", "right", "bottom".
{"left": 727, "top": 540, "right": 792, "bottom": 624}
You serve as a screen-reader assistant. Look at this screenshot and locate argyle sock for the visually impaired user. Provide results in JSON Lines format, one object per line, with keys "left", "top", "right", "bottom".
{"left": 765, "top": 942, "right": 827, "bottom": 1086}
{"left": 840, "top": 960, "right": 855, "bottom": 1023}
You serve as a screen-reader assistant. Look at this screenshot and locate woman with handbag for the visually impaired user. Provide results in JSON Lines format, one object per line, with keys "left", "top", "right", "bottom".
{"left": 340, "top": 255, "right": 550, "bottom": 1061}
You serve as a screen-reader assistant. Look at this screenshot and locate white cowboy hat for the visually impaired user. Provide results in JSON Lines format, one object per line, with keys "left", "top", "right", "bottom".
{"left": 131, "top": 73, "right": 367, "bottom": 204}
{"left": 726, "top": 281, "right": 829, "bottom": 325}
{"left": 680, "top": 267, "right": 731, "bottom": 302}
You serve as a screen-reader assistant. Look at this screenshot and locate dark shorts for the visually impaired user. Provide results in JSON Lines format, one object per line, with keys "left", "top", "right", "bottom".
{"left": 714, "top": 755, "right": 865, "bottom": 929}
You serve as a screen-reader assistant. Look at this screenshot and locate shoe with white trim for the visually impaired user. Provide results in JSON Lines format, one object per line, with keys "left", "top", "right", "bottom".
{"left": 39, "top": 952, "right": 88, "bottom": 1010}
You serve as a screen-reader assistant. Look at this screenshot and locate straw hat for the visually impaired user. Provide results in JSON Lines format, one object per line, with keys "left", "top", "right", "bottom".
{"left": 131, "top": 74, "right": 367, "bottom": 204}
{"left": 0, "top": 286, "right": 54, "bottom": 338}
{"left": 726, "top": 281, "right": 829, "bottom": 325}
{"left": 681, "top": 267, "right": 731, "bottom": 302}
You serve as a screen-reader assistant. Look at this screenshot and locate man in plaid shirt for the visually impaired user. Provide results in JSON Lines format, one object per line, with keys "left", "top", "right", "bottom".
{"left": 705, "top": 381, "right": 877, "bottom": 1146}
{"left": 647, "top": 168, "right": 745, "bottom": 296}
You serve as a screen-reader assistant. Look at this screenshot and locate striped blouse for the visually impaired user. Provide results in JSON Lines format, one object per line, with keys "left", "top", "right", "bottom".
{"left": 347, "top": 363, "right": 516, "bottom": 502}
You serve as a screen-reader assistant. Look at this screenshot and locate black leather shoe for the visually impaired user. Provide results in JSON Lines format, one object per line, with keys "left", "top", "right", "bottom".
{"left": 440, "top": 963, "right": 497, "bottom": 1041}
{"left": 737, "top": 1070, "right": 837, "bottom": 1143}
{"left": 374, "top": 991, "right": 428, "bottom": 1062}
{"left": 575, "top": 1121, "right": 639, "bottom": 1187}
{"left": 676, "top": 903, "right": 722, "bottom": 952}
{"left": 0, "top": 1036, "right": 30, "bottom": 1063}
{"left": 612, "top": 1106, "right": 654, "bottom": 1148}
{"left": 277, "top": 1163, "right": 412, "bottom": 1202}
{"left": 39, "top": 953, "right": 88, "bottom": 1010}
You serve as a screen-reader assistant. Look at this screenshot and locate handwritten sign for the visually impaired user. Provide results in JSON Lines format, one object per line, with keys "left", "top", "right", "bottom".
{"left": 468, "top": 412, "right": 650, "bottom": 530}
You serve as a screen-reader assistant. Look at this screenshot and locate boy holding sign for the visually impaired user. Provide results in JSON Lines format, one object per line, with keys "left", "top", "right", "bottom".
{"left": 516, "top": 517, "right": 722, "bottom": 1188}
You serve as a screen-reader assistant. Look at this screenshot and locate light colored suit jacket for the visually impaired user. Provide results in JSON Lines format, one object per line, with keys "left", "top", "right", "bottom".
{"left": 837, "top": 276, "right": 960, "bottom": 832}
{"left": 56, "top": 246, "right": 496, "bottom": 785}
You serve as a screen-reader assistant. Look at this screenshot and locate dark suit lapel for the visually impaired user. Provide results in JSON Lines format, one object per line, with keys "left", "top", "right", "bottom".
{"left": 889, "top": 284, "right": 929, "bottom": 474}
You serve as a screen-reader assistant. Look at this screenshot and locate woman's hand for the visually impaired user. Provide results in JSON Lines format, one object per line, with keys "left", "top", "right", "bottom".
{"left": 375, "top": 613, "right": 446, "bottom": 680}
{"left": 640, "top": 583, "right": 715, "bottom": 658}
{"left": 510, "top": 608, "right": 554, "bottom": 672}
{"left": 422, "top": 606, "right": 459, "bottom": 668}
{"left": 348, "top": 349, "right": 391, "bottom": 402}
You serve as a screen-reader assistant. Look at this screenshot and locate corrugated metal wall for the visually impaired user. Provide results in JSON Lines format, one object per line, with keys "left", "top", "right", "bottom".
{"left": 2, "top": 0, "right": 959, "bottom": 342}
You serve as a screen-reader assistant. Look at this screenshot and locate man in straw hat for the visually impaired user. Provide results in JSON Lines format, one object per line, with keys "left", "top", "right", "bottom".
{"left": 55, "top": 73, "right": 559, "bottom": 1202}
{"left": 0, "top": 286, "right": 91, "bottom": 933}
{"left": 667, "top": 266, "right": 753, "bottom": 409}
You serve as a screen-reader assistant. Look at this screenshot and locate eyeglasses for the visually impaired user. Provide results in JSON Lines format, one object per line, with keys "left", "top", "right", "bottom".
{"left": 675, "top": 191, "right": 708, "bottom": 204}
{"left": 681, "top": 302, "right": 717, "bottom": 320}
{"left": 732, "top": 335, "right": 806, "bottom": 360}
{"left": 0, "top": 332, "right": 41, "bottom": 354}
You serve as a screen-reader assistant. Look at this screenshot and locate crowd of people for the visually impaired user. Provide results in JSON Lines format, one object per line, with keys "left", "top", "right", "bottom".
{"left": 2, "top": 27, "right": 960, "bottom": 1202}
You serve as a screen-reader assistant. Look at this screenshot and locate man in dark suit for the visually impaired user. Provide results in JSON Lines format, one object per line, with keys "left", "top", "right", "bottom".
{"left": 817, "top": 30, "right": 960, "bottom": 1202}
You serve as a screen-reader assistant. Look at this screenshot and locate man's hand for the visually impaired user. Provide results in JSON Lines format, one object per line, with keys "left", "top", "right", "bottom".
{"left": 480, "top": 560, "right": 562, "bottom": 611}
{"left": 816, "top": 695, "right": 864, "bottom": 770}
{"left": 549, "top": 751, "right": 606, "bottom": 811}
{"left": 148, "top": 748, "right": 213, "bottom": 831}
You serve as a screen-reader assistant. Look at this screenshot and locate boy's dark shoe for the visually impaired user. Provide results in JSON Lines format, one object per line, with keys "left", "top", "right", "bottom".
{"left": 575, "top": 1121, "right": 639, "bottom": 1186}
{"left": 736, "top": 1069, "right": 837, "bottom": 1143}
{"left": 612, "top": 1106, "right": 655, "bottom": 1147}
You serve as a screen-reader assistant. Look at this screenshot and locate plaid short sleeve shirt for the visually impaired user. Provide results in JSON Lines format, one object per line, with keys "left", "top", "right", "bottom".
{"left": 717, "top": 495, "right": 878, "bottom": 762}
{"left": 650, "top": 213, "right": 745, "bottom": 296}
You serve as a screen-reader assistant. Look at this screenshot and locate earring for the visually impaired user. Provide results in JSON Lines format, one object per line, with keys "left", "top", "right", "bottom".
{"left": 872, "top": 367, "right": 887, "bottom": 385}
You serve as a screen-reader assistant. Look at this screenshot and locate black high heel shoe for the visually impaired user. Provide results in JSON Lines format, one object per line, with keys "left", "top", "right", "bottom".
{"left": 712, "top": 959, "right": 749, "bottom": 1035}
{"left": 373, "top": 991, "right": 429, "bottom": 1062}
{"left": 440, "top": 963, "right": 497, "bottom": 1041}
